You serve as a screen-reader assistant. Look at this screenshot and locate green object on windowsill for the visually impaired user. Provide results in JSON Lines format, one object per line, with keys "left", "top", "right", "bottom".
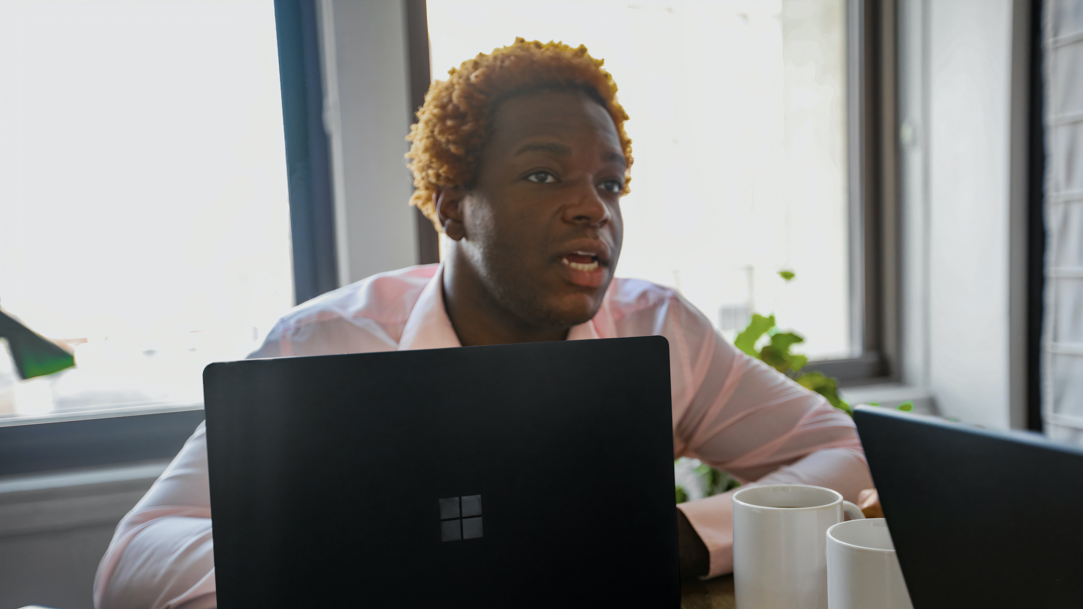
{"left": 0, "top": 310, "right": 74, "bottom": 379}
{"left": 866, "top": 400, "right": 915, "bottom": 412}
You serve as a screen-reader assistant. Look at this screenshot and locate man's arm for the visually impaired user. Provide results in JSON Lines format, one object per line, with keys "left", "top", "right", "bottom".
{"left": 92, "top": 322, "right": 294, "bottom": 609}
{"left": 676, "top": 445, "right": 870, "bottom": 577}
{"left": 677, "top": 507, "right": 710, "bottom": 580}
{"left": 94, "top": 422, "right": 216, "bottom": 609}
{"left": 660, "top": 294, "right": 872, "bottom": 579}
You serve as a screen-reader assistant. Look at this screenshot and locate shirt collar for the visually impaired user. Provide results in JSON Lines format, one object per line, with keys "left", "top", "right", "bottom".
{"left": 398, "top": 264, "right": 617, "bottom": 350}
{"left": 398, "top": 265, "right": 462, "bottom": 351}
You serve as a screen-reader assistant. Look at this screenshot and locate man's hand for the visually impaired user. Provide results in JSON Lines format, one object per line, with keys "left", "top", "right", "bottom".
{"left": 858, "top": 488, "right": 883, "bottom": 518}
{"left": 676, "top": 508, "right": 709, "bottom": 581}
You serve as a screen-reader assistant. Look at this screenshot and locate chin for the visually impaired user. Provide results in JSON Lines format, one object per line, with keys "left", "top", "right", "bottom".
{"left": 544, "top": 293, "right": 604, "bottom": 328}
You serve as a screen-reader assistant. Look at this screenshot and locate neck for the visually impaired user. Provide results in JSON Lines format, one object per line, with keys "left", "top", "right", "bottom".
{"left": 442, "top": 248, "right": 569, "bottom": 347}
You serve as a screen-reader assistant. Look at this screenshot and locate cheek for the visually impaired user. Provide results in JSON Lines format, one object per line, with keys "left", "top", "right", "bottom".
{"left": 464, "top": 200, "right": 540, "bottom": 275}
{"left": 610, "top": 204, "right": 625, "bottom": 247}
{"left": 488, "top": 201, "right": 549, "bottom": 251}
{"left": 462, "top": 197, "right": 499, "bottom": 242}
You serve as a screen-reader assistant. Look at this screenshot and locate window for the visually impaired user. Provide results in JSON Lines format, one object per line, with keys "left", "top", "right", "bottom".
{"left": 0, "top": 0, "right": 892, "bottom": 477}
{"left": 427, "top": 0, "right": 855, "bottom": 362}
{"left": 0, "top": 1, "right": 292, "bottom": 424}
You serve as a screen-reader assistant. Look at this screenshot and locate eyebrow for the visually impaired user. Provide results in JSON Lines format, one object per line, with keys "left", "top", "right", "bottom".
{"left": 602, "top": 150, "right": 628, "bottom": 169}
{"left": 513, "top": 141, "right": 627, "bottom": 169}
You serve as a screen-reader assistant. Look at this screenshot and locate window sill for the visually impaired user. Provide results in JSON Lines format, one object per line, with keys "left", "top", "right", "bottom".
{"left": 839, "top": 383, "right": 937, "bottom": 415}
{"left": 0, "top": 460, "right": 168, "bottom": 537}
{"left": 0, "top": 407, "right": 205, "bottom": 478}
{"left": 0, "top": 401, "right": 202, "bottom": 429}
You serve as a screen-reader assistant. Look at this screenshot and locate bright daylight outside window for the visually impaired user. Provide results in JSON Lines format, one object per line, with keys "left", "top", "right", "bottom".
{"left": 428, "top": 0, "right": 851, "bottom": 359}
{"left": 0, "top": 1, "right": 293, "bottom": 422}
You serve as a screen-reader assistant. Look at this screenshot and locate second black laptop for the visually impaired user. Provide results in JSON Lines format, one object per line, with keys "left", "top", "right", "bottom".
{"left": 855, "top": 406, "right": 1083, "bottom": 608}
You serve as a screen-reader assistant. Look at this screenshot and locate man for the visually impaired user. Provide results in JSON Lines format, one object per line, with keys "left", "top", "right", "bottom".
{"left": 94, "top": 39, "right": 871, "bottom": 609}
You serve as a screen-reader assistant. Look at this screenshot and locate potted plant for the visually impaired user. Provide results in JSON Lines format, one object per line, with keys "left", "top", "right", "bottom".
{"left": 675, "top": 271, "right": 911, "bottom": 503}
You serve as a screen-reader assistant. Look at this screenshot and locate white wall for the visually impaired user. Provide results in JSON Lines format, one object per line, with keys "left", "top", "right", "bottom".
{"left": 899, "top": 0, "right": 1028, "bottom": 429}
{"left": 0, "top": 462, "right": 166, "bottom": 609}
{"left": 317, "top": 0, "right": 418, "bottom": 286}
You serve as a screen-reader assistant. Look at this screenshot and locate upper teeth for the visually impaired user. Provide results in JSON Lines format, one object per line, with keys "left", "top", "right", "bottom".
{"left": 562, "top": 258, "right": 599, "bottom": 272}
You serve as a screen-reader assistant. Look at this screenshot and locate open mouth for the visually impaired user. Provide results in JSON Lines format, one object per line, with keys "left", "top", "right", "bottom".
{"left": 557, "top": 241, "right": 611, "bottom": 289}
{"left": 561, "top": 251, "right": 600, "bottom": 272}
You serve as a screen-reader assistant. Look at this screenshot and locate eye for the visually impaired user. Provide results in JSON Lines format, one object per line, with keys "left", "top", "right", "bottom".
{"left": 526, "top": 171, "right": 557, "bottom": 184}
{"left": 599, "top": 179, "right": 623, "bottom": 193}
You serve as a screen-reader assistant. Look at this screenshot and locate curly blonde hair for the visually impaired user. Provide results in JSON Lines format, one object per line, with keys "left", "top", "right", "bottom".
{"left": 406, "top": 38, "right": 633, "bottom": 231}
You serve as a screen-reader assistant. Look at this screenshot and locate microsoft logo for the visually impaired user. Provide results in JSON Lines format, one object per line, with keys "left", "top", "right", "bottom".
{"left": 439, "top": 494, "right": 483, "bottom": 541}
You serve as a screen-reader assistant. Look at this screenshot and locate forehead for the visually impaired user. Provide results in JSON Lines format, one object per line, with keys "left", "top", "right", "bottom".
{"left": 486, "top": 89, "right": 622, "bottom": 153}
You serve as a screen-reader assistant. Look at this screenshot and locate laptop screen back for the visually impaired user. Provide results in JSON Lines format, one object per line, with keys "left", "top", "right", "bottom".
{"left": 204, "top": 336, "right": 679, "bottom": 608}
{"left": 855, "top": 406, "right": 1083, "bottom": 608}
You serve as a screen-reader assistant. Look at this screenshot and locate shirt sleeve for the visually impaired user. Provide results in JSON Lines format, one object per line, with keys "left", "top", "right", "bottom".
{"left": 92, "top": 317, "right": 295, "bottom": 609}
{"left": 663, "top": 295, "right": 873, "bottom": 579}
{"left": 92, "top": 318, "right": 298, "bottom": 609}
{"left": 93, "top": 421, "right": 217, "bottom": 609}
{"left": 91, "top": 285, "right": 407, "bottom": 607}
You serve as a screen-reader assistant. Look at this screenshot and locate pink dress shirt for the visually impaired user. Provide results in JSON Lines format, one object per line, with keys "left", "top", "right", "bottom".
{"left": 93, "top": 264, "right": 871, "bottom": 609}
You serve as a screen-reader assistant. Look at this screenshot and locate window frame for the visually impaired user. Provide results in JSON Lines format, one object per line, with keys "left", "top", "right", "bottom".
{"left": 807, "top": 0, "right": 900, "bottom": 386}
{"left": 279, "top": 0, "right": 340, "bottom": 304}
{"left": 406, "top": 0, "right": 442, "bottom": 266}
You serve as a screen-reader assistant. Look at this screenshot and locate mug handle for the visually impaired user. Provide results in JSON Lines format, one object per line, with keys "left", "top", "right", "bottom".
{"left": 842, "top": 500, "right": 865, "bottom": 521}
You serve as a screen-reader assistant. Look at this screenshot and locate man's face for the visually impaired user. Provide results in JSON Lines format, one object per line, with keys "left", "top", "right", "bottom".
{"left": 454, "top": 89, "right": 626, "bottom": 329}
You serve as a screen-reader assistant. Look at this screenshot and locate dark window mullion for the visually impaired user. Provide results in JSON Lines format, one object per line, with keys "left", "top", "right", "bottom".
{"left": 405, "top": 0, "right": 440, "bottom": 265}
{"left": 274, "top": 0, "right": 339, "bottom": 304}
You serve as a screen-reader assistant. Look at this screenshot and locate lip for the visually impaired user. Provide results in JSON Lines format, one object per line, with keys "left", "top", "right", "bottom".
{"left": 556, "top": 239, "right": 612, "bottom": 289}
{"left": 558, "top": 239, "right": 612, "bottom": 267}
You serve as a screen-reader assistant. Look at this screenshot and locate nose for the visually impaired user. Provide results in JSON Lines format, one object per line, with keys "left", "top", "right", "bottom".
{"left": 562, "top": 181, "right": 611, "bottom": 227}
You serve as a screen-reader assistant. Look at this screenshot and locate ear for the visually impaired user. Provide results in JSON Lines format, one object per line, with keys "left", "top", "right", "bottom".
{"left": 435, "top": 187, "right": 467, "bottom": 241}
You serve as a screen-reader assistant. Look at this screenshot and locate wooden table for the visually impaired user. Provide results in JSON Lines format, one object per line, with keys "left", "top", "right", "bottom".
{"left": 681, "top": 574, "right": 735, "bottom": 609}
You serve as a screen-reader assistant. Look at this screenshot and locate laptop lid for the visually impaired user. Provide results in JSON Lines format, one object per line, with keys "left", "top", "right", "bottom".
{"left": 854, "top": 405, "right": 1083, "bottom": 608}
{"left": 203, "top": 336, "right": 679, "bottom": 608}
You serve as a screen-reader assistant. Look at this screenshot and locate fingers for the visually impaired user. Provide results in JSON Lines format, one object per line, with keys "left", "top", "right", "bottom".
{"left": 857, "top": 488, "right": 883, "bottom": 519}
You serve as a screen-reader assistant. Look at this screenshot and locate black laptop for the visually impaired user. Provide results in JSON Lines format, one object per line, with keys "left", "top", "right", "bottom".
{"left": 203, "top": 336, "right": 679, "bottom": 608}
{"left": 854, "top": 405, "right": 1083, "bottom": 608}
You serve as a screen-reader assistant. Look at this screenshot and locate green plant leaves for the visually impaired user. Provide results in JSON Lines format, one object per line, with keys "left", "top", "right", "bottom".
{"left": 759, "top": 331, "right": 807, "bottom": 374}
{"left": 734, "top": 313, "right": 775, "bottom": 357}
{"left": 695, "top": 462, "right": 741, "bottom": 497}
{"left": 795, "top": 370, "right": 851, "bottom": 415}
{"left": 867, "top": 401, "right": 914, "bottom": 413}
{"left": 788, "top": 354, "right": 809, "bottom": 374}
{"left": 732, "top": 267, "right": 857, "bottom": 419}
{"left": 770, "top": 331, "right": 804, "bottom": 353}
{"left": 735, "top": 316, "right": 809, "bottom": 375}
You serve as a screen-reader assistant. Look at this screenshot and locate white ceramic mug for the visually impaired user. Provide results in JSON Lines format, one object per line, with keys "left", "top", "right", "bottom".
{"left": 733, "top": 484, "right": 864, "bottom": 609}
{"left": 826, "top": 518, "right": 914, "bottom": 609}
